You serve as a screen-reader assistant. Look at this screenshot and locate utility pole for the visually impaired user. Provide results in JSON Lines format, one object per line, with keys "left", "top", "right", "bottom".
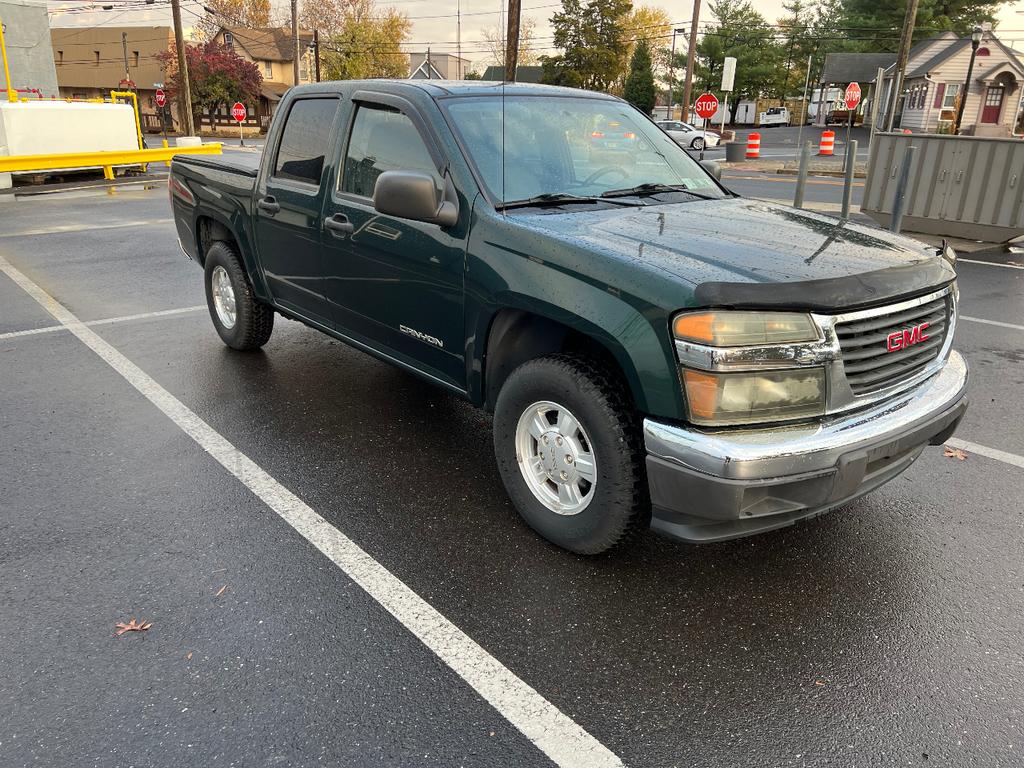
{"left": 885, "top": 0, "right": 921, "bottom": 131}
{"left": 665, "top": 28, "right": 685, "bottom": 120}
{"left": 457, "top": 0, "right": 462, "bottom": 79}
{"left": 121, "top": 31, "right": 130, "bottom": 85}
{"left": 681, "top": 0, "right": 701, "bottom": 122}
{"left": 505, "top": 0, "right": 521, "bottom": 82}
{"left": 291, "top": 0, "right": 300, "bottom": 84}
{"left": 170, "top": 0, "right": 194, "bottom": 135}
{"left": 313, "top": 30, "right": 321, "bottom": 82}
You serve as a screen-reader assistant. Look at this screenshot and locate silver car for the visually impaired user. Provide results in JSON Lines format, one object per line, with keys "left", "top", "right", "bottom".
{"left": 655, "top": 120, "right": 721, "bottom": 151}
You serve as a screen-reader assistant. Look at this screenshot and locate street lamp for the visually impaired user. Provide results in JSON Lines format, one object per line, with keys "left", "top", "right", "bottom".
{"left": 665, "top": 27, "right": 686, "bottom": 120}
{"left": 954, "top": 26, "right": 984, "bottom": 134}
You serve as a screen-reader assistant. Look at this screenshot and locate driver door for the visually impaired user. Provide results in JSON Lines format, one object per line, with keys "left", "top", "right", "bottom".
{"left": 319, "top": 98, "right": 467, "bottom": 390}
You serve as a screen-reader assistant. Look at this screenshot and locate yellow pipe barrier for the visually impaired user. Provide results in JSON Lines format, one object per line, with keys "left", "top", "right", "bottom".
{"left": 110, "top": 90, "right": 145, "bottom": 151}
{"left": 0, "top": 143, "right": 223, "bottom": 179}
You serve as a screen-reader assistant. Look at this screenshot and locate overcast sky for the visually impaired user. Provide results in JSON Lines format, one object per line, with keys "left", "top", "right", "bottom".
{"left": 47, "top": 0, "right": 1024, "bottom": 71}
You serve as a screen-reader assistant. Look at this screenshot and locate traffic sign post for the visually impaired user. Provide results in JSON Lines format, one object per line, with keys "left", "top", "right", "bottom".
{"left": 843, "top": 82, "right": 861, "bottom": 170}
{"left": 694, "top": 93, "right": 719, "bottom": 161}
{"left": 231, "top": 101, "right": 247, "bottom": 147}
{"left": 155, "top": 89, "right": 168, "bottom": 142}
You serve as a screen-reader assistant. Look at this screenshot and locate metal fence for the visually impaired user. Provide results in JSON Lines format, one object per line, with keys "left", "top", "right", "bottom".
{"left": 862, "top": 132, "right": 1024, "bottom": 242}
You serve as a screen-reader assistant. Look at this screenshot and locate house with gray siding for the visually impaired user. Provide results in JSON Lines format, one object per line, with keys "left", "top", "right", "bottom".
{"left": 883, "top": 30, "right": 1023, "bottom": 136}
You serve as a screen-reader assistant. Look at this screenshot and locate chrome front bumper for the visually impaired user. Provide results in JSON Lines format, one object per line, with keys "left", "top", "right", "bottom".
{"left": 643, "top": 351, "right": 969, "bottom": 542}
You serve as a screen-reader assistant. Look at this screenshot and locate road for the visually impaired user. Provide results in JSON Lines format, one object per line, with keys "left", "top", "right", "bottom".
{"left": 696, "top": 124, "right": 874, "bottom": 162}
{"left": 721, "top": 170, "right": 864, "bottom": 210}
{"left": 1, "top": 186, "right": 1023, "bottom": 767}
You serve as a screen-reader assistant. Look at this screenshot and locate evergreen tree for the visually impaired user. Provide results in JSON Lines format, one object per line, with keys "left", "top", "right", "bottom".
{"left": 623, "top": 40, "right": 656, "bottom": 114}
{"left": 541, "top": 0, "right": 634, "bottom": 92}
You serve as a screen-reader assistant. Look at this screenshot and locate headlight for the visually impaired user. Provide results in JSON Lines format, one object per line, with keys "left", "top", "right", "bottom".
{"left": 682, "top": 368, "right": 826, "bottom": 426}
{"left": 673, "top": 311, "right": 819, "bottom": 346}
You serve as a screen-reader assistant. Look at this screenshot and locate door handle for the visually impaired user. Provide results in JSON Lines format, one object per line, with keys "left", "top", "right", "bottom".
{"left": 324, "top": 213, "right": 355, "bottom": 237}
{"left": 258, "top": 196, "right": 280, "bottom": 215}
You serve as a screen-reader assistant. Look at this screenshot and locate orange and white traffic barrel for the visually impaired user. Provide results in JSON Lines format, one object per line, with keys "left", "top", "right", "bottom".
{"left": 745, "top": 132, "right": 761, "bottom": 159}
{"left": 818, "top": 130, "right": 835, "bottom": 156}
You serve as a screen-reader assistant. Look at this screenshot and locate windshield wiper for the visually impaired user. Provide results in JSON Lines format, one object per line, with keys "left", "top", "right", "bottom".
{"left": 499, "top": 192, "right": 641, "bottom": 211}
{"left": 600, "top": 183, "right": 718, "bottom": 200}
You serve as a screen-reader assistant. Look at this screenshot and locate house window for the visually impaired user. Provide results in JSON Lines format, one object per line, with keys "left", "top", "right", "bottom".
{"left": 264, "top": 61, "right": 272, "bottom": 78}
{"left": 942, "top": 84, "right": 960, "bottom": 110}
{"left": 57, "top": 50, "right": 63, "bottom": 66}
{"left": 224, "top": 31, "right": 233, "bottom": 48}
{"left": 94, "top": 51, "right": 100, "bottom": 66}
{"left": 132, "top": 51, "right": 139, "bottom": 67}
{"left": 976, "top": 47, "right": 990, "bottom": 57}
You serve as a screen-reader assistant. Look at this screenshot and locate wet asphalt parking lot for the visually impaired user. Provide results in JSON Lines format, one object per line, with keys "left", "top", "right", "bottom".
{"left": 1, "top": 182, "right": 1022, "bottom": 768}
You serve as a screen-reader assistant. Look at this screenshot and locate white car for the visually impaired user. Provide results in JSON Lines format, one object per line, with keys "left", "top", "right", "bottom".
{"left": 655, "top": 120, "right": 721, "bottom": 151}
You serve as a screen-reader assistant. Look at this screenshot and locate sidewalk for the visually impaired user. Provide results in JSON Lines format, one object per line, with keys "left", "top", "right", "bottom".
{"left": 721, "top": 157, "right": 868, "bottom": 178}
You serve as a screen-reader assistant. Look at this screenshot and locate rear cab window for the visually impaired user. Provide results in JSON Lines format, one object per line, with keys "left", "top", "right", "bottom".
{"left": 272, "top": 98, "right": 340, "bottom": 187}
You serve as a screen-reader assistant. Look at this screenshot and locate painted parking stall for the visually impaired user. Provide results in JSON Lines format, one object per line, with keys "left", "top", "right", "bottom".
{"left": 1, "top": 183, "right": 1023, "bottom": 767}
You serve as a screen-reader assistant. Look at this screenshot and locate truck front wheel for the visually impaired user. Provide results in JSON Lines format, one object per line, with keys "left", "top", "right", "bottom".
{"left": 493, "top": 354, "right": 649, "bottom": 554}
{"left": 203, "top": 241, "right": 274, "bottom": 351}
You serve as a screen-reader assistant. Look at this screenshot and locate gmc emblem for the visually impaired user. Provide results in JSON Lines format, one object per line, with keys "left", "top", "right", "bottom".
{"left": 887, "top": 322, "right": 930, "bottom": 352}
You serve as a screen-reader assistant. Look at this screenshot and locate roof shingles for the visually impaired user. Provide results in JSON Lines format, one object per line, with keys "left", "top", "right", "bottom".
{"left": 221, "top": 26, "right": 313, "bottom": 62}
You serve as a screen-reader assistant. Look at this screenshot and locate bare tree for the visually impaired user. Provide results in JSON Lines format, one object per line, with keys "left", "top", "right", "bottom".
{"left": 481, "top": 16, "right": 538, "bottom": 68}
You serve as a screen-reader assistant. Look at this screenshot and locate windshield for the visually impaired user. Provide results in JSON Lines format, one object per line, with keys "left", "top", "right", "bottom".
{"left": 444, "top": 95, "right": 724, "bottom": 207}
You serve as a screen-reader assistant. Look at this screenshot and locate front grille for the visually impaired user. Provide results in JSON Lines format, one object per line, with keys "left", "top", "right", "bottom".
{"left": 836, "top": 294, "right": 950, "bottom": 396}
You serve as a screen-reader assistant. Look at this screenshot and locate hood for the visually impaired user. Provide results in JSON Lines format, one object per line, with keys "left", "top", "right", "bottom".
{"left": 510, "top": 197, "right": 955, "bottom": 311}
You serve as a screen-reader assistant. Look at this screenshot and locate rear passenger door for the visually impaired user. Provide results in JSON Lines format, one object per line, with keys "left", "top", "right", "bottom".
{"left": 320, "top": 96, "right": 467, "bottom": 390}
{"left": 253, "top": 96, "right": 341, "bottom": 326}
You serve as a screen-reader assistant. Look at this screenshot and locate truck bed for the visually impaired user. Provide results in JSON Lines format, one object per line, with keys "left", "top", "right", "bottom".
{"left": 173, "top": 150, "right": 261, "bottom": 178}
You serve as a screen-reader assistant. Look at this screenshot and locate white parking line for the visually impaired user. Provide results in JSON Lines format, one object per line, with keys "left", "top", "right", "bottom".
{"left": 0, "top": 219, "right": 171, "bottom": 238}
{"left": 958, "top": 258, "right": 1024, "bottom": 271}
{"left": 0, "top": 305, "right": 205, "bottom": 341}
{"left": 960, "top": 316, "right": 1024, "bottom": 332}
{"left": 0, "top": 253, "right": 623, "bottom": 768}
{"left": 946, "top": 439, "right": 1024, "bottom": 471}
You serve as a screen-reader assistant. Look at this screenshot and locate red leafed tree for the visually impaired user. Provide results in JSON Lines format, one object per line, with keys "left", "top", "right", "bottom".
{"left": 158, "top": 41, "right": 262, "bottom": 128}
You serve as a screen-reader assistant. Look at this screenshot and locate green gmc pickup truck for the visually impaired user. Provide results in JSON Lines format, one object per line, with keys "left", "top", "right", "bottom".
{"left": 170, "top": 81, "right": 968, "bottom": 554}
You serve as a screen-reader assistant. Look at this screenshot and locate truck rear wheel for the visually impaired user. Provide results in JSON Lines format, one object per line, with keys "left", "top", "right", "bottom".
{"left": 493, "top": 354, "right": 649, "bottom": 554}
{"left": 203, "top": 241, "right": 274, "bottom": 351}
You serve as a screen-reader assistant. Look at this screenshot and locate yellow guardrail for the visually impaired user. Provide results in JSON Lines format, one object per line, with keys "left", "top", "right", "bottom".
{"left": 0, "top": 143, "right": 223, "bottom": 180}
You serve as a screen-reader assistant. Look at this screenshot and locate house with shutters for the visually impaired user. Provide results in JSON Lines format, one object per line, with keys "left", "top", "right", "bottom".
{"left": 884, "top": 30, "right": 1023, "bottom": 136}
{"left": 212, "top": 26, "right": 315, "bottom": 127}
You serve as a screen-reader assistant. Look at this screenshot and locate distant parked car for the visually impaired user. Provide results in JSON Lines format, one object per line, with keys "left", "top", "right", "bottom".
{"left": 589, "top": 118, "right": 640, "bottom": 154}
{"left": 758, "top": 106, "right": 791, "bottom": 127}
{"left": 655, "top": 120, "right": 721, "bottom": 151}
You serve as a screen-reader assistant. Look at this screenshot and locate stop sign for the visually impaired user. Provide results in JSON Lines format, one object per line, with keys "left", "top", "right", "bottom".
{"left": 845, "top": 82, "right": 862, "bottom": 111}
{"left": 155, "top": 88, "right": 166, "bottom": 108}
{"left": 694, "top": 93, "right": 719, "bottom": 120}
{"left": 231, "top": 102, "right": 247, "bottom": 122}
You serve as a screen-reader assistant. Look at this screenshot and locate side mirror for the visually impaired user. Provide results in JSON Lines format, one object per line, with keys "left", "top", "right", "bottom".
{"left": 372, "top": 171, "right": 458, "bottom": 227}
{"left": 701, "top": 160, "right": 722, "bottom": 180}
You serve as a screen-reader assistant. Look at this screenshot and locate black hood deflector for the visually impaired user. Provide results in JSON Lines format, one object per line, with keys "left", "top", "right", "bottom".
{"left": 693, "top": 259, "right": 956, "bottom": 312}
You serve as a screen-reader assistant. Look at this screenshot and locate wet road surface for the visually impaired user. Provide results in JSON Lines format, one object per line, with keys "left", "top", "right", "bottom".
{"left": 1, "top": 186, "right": 1022, "bottom": 767}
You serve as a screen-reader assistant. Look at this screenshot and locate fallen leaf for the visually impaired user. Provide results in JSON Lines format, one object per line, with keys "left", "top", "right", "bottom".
{"left": 215, "top": 585, "right": 228, "bottom": 597}
{"left": 186, "top": 652, "right": 193, "bottom": 660}
{"left": 944, "top": 446, "right": 968, "bottom": 460}
{"left": 814, "top": 679, "right": 827, "bottom": 686}
{"left": 115, "top": 618, "right": 153, "bottom": 636}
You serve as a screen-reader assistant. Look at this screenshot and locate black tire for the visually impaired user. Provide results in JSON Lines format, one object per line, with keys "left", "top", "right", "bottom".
{"left": 691, "top": 136, "right": 705, "bottom": 151}
{"left": 492, "top": 354, "right": 649, "bottom": 554}
{"left": 203, "top": 240, "right": 274, "bottom": 351}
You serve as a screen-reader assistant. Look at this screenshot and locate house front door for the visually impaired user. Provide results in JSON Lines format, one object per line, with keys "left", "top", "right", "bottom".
{"left": 981, "top": 85, "right": 1004, "bottom": 123}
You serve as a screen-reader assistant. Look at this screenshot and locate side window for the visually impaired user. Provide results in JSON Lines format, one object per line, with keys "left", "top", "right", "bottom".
{"left": 272, "top": 98, "right": 339, "bottom": 186}
{"left": 341, "top": 105, "right": 441, "bottom": 198}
